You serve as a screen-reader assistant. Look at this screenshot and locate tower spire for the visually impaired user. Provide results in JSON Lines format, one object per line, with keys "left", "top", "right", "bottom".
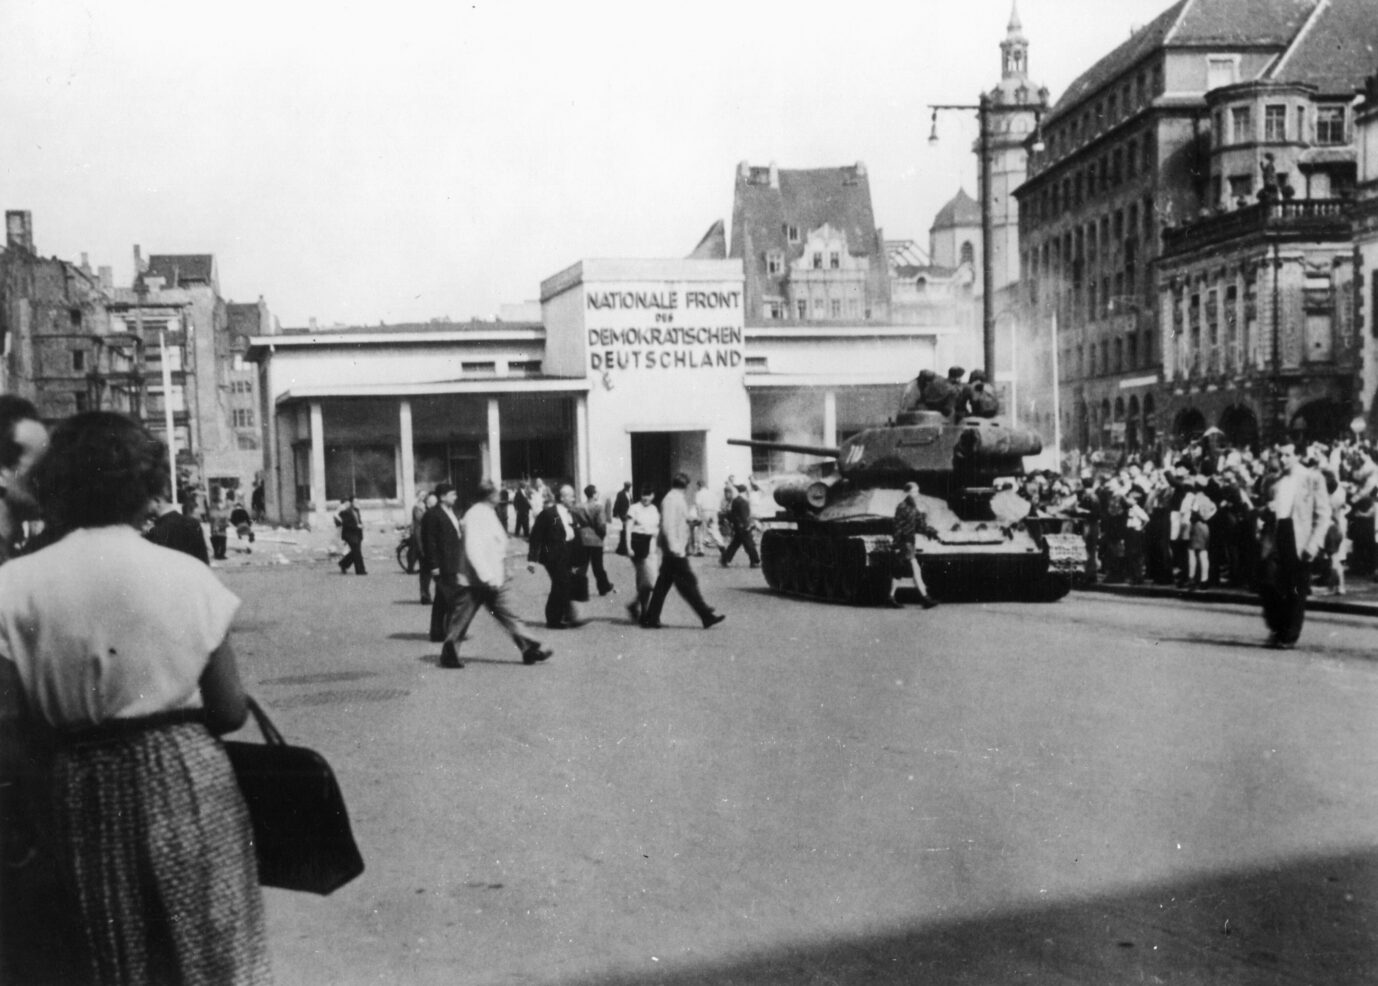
{"left": 1001, "top": 1, "right": 1029, "bottom": 79}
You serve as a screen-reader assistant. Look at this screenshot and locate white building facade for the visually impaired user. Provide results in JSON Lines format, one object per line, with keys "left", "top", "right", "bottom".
{"left": 249, "top": 256, "right": 943, "bottom": 528}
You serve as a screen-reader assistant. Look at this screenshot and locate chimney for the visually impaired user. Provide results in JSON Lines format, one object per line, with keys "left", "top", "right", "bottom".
{"left": 855, "top": 161, "right": 867, "bottom": 178}
{"left": 5, "top": 211, "right": 33, "bottom": 253}
{"left": 768, "top": 161, "right": 779, "bottom": 189}
{"left": 98, "top": 266, "right": 113, "bottom": 291}
{"left": 132, "top": 245, "right": 147, "bottom": 275}
{"left": 80, "top": 252, "right": 91, "bottom": 274}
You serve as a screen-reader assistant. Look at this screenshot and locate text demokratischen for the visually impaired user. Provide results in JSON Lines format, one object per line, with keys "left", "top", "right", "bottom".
{"left": 585, "top": 288, "right": 744, "bottom": 371}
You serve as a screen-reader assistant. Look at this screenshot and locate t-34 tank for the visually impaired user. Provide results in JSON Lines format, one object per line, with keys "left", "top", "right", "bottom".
{"left": 728, "top": 409, "right": 1079, "bottom": 604}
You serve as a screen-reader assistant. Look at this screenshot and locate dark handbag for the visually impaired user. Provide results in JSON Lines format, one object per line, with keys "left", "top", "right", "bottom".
{"left": 223, "top": 698, "right": 364, "bottom": 895}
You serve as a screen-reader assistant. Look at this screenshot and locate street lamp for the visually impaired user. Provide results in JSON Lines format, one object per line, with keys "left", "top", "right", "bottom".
{"left": 929, "top": 95, "right": 997, "bottom": 378}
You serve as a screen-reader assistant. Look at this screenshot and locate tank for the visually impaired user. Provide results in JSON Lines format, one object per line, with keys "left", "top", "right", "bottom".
{"left": 728, "top": 408, "right": 1084, "bottom": 605}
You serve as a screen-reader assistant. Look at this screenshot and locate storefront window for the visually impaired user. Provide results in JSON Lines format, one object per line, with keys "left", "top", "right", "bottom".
{"left": 325, "top": 444, "right": 397, "bottom": 501}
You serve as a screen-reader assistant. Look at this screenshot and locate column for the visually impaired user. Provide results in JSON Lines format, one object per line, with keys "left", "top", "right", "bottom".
{"left": 574, "top": 394, "right": 589, "bottom": 492}
{"left": 309, "top": 401, "right": 326, "bottom": 524}
{"left": 823, "top": 390, "right": 837, "bottom": 449}
{"left": 399, "top": 399, "right": 415, "bottom": 509}
{"left": 486, "top": 397, "right": 502, "bottom": 485}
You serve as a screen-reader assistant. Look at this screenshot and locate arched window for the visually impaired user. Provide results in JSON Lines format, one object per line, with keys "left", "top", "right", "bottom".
{"left": 960, "top": 241, "right": 975, "bottom": 266}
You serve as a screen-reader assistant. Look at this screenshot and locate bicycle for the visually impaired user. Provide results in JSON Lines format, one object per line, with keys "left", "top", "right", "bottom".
{"left": 395, "top": 528, "right": 419, "bottom": 574}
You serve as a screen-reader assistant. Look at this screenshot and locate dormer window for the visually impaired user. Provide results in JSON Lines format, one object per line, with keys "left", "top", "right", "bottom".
{"left": 812, "top": 252, "right": 823, "bottom": 270}
{"left": 829, "top": 251, "right": 840, "bottom": 269}
{"left": 766, "top": 251, "right": 784, "bottom": 276}
{"left": 783, "top": 223, "right": 800, "bottom": 243}
{"left": 1316, "top": 106, "right": 1346, "bottom": 145}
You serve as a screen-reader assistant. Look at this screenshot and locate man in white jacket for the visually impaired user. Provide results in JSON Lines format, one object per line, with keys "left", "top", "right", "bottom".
{"left": 445, "top": 479, "right": 551, "bottom": 667}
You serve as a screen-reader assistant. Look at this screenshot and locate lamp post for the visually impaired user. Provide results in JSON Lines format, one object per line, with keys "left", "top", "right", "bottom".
{"left": 929, "top": 94, "right": 996, "bottom": 378}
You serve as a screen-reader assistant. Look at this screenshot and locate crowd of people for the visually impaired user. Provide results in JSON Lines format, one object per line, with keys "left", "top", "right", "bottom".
{"left": 399, "top": 471, "right": 770, "bottom": 667}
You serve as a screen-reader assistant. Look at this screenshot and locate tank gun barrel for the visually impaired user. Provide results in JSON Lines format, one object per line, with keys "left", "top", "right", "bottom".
{"left": 727, "top": 438, "right": 841, "bottom": 458}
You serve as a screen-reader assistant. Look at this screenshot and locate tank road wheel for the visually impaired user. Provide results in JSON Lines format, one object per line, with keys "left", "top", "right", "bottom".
{"left": 804, "top": 534, "right": 821, "bottom": 597}
{"left": 1032, "top": 572, "right": 1073, "bottom": 602}
{"left": 759, "top": 531, "right": 784, "bottom": 591}
{"left": 859, "top": 550, "right": 893, "bottom": 607}
{"left": 828, "top": 541, "right": 862, "bottom": 605}
{"left": 777, "top": 537, "right": 801, "bottom": 595}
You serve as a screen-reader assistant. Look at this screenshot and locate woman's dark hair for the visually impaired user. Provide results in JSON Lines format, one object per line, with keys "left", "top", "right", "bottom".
{"left": 31, "top": 412, "right": 169, "bottom": 530}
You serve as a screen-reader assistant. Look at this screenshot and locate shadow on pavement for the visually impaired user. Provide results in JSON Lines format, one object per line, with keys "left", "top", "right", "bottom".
{"left": 556, "top": 849, "right": 1378, "bottom": 986}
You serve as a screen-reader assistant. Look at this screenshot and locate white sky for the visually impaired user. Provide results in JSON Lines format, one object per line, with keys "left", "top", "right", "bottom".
{"left": 1, "top": 0, "right": 1169, "bottom": 328}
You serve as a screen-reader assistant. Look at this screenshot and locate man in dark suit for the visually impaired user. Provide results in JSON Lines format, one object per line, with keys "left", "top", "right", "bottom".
{"left": 336, "top": 495, "right": 366, "bottom": 575}
{"left": 421, "top": 482, "right": 465, "bottom": 662}
{"left": 145, "top": 490, "right": 210, "bottom": 564}
{"left": 513, "top": 485, "right": 532, "bottom": 538}
{"left": 612, "top": 480, "right": 632, "bottom": 556}
{"left": 526, "top": 482, "right": 587, "bottom": 629}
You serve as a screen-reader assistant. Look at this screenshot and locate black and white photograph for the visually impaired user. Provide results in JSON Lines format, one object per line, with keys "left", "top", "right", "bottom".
{"left": 3, "top": 0, "right": 1378, "bottom": 982}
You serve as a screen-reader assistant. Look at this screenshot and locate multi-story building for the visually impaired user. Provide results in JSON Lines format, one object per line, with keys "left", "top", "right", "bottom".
{"left": 1015, "top": 0, "right": 1327, "bottom": 454}
{"left": 1353, "top": 73, "right": 1378, "bottom": 430}
{"left": 0, "top": 211, "right": 140, "bottom": 420}
{"left": 225, "top": 298, "right": 271, "bottom": 494}
{"left": 1155, "top": 0, "right": 1378, "bottom": 447}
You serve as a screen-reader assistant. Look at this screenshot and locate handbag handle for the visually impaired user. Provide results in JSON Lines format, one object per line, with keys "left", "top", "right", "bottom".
{"left": 242, "top": 696, "right": 286, "bottom": 747}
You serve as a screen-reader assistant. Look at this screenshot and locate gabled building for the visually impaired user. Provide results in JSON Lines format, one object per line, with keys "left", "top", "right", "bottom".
{"left": 731, "top": 161, "right": 891, "bottom": 326}
{"left": 1015, "top": 0, "right": 1327, "bottom": 454}
{"left": 1155, "top": 0, "right": 1378, "bottom": 447}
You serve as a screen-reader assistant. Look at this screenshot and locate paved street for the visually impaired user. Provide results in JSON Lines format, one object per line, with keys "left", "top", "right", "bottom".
{"left": 207, "top": 538, "right": 1378, "bottom": 986}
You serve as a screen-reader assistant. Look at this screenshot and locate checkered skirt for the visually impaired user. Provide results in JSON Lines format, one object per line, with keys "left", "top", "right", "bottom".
{"left": 50, "top": 721, "right": 271, "bottom": 986}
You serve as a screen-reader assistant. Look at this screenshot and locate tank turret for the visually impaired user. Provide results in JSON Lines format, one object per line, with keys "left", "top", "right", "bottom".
{"left": 728, "top": 409, "right": 1080, "bottom": 604}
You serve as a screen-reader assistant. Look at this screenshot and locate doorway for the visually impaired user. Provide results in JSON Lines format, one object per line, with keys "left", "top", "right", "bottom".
{"left": 630, "top": 431, "right": 707, "bottom": 497}
{"left": 631, "top": 432, "right": 674, "bottom": 498}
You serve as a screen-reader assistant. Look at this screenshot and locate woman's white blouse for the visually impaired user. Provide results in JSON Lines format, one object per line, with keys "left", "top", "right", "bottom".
{"left": 0, "top": 526, "right": 240, "bottom": 727}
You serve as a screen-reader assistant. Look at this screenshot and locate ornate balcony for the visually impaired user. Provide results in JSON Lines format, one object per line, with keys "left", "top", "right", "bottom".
{"left": 1162, "top": 199, "right": 1352, "bottom": 257}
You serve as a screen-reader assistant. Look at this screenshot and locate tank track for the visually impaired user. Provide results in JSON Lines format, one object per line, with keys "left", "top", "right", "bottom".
{"left": 758, "top": 528, "right": 1073, "bottom": 605}
{"left": 759, "top": 529, "right": 893, "bottom": 606}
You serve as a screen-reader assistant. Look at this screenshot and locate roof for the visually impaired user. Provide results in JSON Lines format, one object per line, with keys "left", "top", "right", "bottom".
{"left": 729, "top": 163, "right": 879, "bottom": 261}
{"left": 687, "top": 220, "right": 727, "bottom": 259}
{"left": 1265, "top": 0, "right": 1378, "bottom": 95}
{"left": 279, "top": 318, "right": 541, "bottom": 336}
{"left": 145, "top": 254, "right": 215, "bottom": 287}
{"left": 1045, "top": 0, "right": 1322, "bottom": 126}
{"left": 930, "top": 189, "right": 981, "bottom": 231}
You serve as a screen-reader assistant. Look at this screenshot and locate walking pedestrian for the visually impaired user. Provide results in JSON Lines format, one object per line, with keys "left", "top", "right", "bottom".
{"left": 513, "top": 484, "right": 532, "bottom": 538}
{"left": 208, "top": 495, "right": 230, "bottom": 561}
{"left": 414, "top": 490, "right": 438, "bottom": 605}
{"left": 719, "top": 484, "right": 760, "bottom": 567}
{"left": 886, "top": 482, "right": 938, "bottom": 608}
{"left": 694, "top": 479, "right": 724, "bottom": 552}
{"left": 1259, "top": 442, "right": 1331, "bottom": 649}
{"left": 624, "top": 484, "right": 660, "bottom": 623}
{"left": 250, "top": 478, "right": 265, "bottom": 522}
{"left": 577, "top": 484, "right": 615, "bottom": 595}
{"left": 0, "top": 411, "right": 271, "bottom": 985}
{"left": 612, "top": 480, "right": 632, "bottom": 556}
{"left": 641, "top": 472, "right": 725, "bottom": 629}
{"left": 422, "top": 482, "right": 466, "bottom": 655}
{"left": 444, "top": 480, "right": 551, "bottom": 667}
{"left": 228, "top": 494, "right": 255, "bottom": 552}
{"left": 527, "top": 483, "right": 588, "bottom": 629}
{"left": 336, "top": 494, "right": 367, "bottom": 575}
